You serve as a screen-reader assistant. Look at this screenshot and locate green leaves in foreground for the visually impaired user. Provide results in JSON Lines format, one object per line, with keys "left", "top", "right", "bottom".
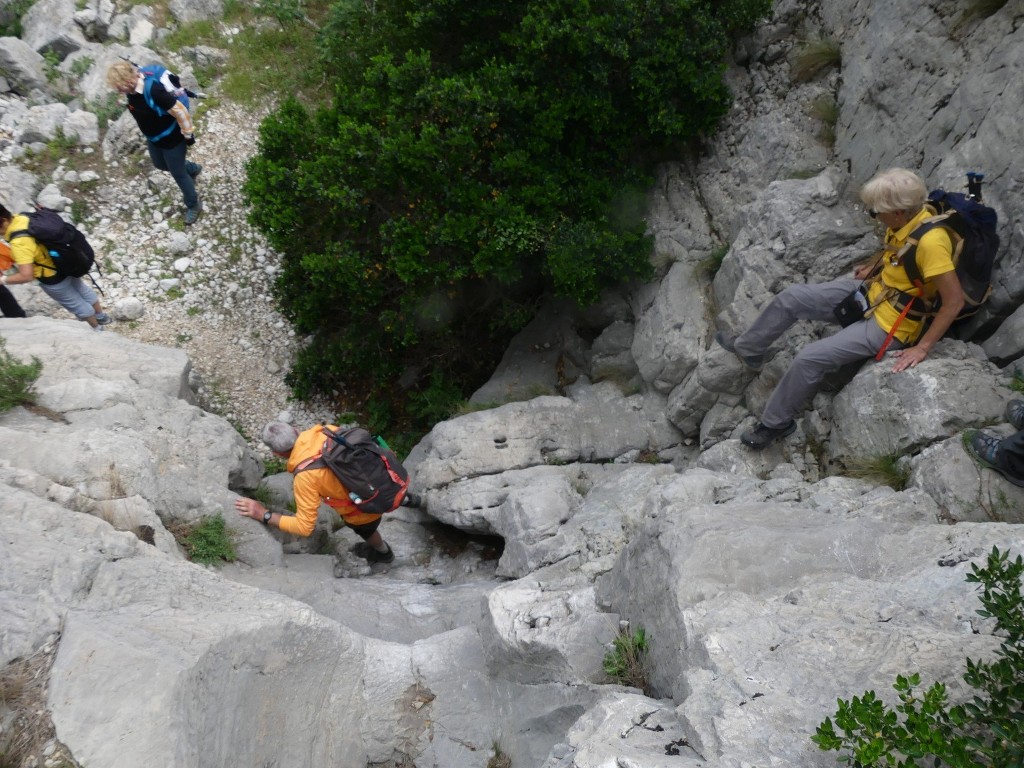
{"left": 0, "top": 337, "right": 42, "bottom": 412}
{"left": 813, "top": 546, "right": 1024, "bottom": 766}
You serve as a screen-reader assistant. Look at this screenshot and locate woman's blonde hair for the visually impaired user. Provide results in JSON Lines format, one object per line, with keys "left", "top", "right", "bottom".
{"left": 105, "top": 60, "right": 138, "bottom": 91}
{"left": 859, "top": 168, "right": 928, "bottom": 214}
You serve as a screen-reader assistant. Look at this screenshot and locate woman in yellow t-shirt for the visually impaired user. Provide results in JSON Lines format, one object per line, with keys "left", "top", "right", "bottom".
{"left": 0, "top": 204, "right": 111, "bottom": 329}
{"left": 715, "top": 168, "right": 965, "bottom": 450}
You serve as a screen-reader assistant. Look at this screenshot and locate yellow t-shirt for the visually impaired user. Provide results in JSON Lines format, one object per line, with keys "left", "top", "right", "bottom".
{"left": 866, "top": 208, "right": 955, "bottom": 343}
{"left": 282, "top": 425, "right": 382, "bottom": 537}
{"left": 4, "top": 214, "right": 58, "bottom": 280}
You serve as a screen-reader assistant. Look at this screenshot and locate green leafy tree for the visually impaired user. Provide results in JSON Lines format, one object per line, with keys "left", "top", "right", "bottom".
{"left": 813, "top": 546, "right": 1024, "bottom": 766}
{"left": 244, "top": 0, "right": 771, "bottom": 430}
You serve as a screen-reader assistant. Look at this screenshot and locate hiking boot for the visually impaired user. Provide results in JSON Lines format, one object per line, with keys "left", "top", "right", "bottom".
{"left": 352, "top": 541, "right": 395, "bottom": 564}
{"left": 400, "top": 492, "right": 422, "bottom": 508}
{"left": 714, "top": 331, "right": 764, "bottom": 372}
{"left": 1006, "top": 399, "right": 1024, "bottom": 431}
{"left": 188, "top": 163, "right": 202, "bottom": 180}
{"left": 184, "top": 203, "right": 203, "bottom": 226}
{"left": 94, "top": 312, "right": 112, "bottom": 325}
{"left": 964, "top": 430, "right": 1024, "bottom": 488}
{"left": 741, "top": 420, "right": 796, "bottom": 450}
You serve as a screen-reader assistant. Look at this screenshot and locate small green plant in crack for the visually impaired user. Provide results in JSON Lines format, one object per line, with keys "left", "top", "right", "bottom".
{"left": 696, "top": 243, "right": 729, "bottom": 279}
{"left": 809, "top": 95, "right": 839, "bottom": 147}
{"left": 69, "top": 55, "right": 93, "bottom": 78}
{"left": 170, "top": 515, "right": 236, "bottom": 565}
{"left": 263, "top": 456, "right": 287, "bottom": 476}
{"left": 843, "top": 453, "right": 910, "bottom": 491}
{"left": 0, "top": 338, "right": 42, "bottom": 412}
{"left": 1011, "top": 369, "right": 1024, "bottom": 393}
{"left": 790, "top": 36, "right": 841, "bottom": 82}
{"left": 486, "top": 742, "right": 513, "bottom": 768}
{"left": 603, "top": 625, "right": 650, "bottom": 692}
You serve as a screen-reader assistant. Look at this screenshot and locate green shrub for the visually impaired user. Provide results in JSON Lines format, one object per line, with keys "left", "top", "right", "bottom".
{"left": 813, "top": 546, "right": 1024, "bottom": 766}
{"left": 0, "top": 338, "right": 42, "bottom": 412}
{"left": 174, "top": 515, "right": 236, "bottom": 565}
{"left": 603, "top": 625, "right": 650, "bottom": 692}
{"left": 0, "top": 0, "right": 34, "bottom": 37}
{"left": 245, "top": 0, "right": 771, "bottom": 435}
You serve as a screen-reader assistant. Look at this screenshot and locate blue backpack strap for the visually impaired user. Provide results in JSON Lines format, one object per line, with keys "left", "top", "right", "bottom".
{"left": 140, "top": 70, "right": 179, "bottom": 143}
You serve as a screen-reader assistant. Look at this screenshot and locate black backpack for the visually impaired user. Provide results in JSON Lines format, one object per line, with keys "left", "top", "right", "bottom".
{"left": 900, "top": 188, "right": 999, "bottom": 320}
{"left": 9, "top": 208, "right": 96, "bottom": 284}
{"left": 297, "top": 426, "right": 410, "bottom": 514}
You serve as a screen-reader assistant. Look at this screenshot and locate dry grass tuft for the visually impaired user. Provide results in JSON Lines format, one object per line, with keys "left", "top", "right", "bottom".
{"left": 0, "top": 642, "right": 79, "bottom": 767}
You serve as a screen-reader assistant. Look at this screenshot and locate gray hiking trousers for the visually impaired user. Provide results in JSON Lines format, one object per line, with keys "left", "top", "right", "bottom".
{"left": 734, "top": 278, "right": 904, "bottom": 429}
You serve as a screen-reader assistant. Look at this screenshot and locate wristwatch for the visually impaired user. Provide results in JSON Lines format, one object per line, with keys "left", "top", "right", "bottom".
{"left": 262, "top": 509, "right": 273, "bottom": 525}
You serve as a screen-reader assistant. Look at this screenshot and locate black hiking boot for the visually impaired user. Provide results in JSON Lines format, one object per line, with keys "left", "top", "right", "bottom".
{"left": 964, "top": 430, "right": 1024, "bottom": 488}
{"left": 400, "top": 491, "right": 422, "bottom": 508}
{"left": 352, "top": 541, "right": 395, "bottom": 564}
{"left": 1007, "top": 399, "right": 1024, "bottom": 431}
{"left": 741, "top": 420, "right": 796, "bottom": 450}
{"left": 714, "top": 331, "right": 765, "bottom": 372}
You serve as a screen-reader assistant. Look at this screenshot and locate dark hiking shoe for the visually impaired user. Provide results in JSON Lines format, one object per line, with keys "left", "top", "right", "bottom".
{"left": 1007, "top": 399, "right": 1024, "bottom": 431}
{"left": 184, "top": 203, "right": 203, "bottom": 226}
{"left": 714, "top": 331, "right": 764, "bottom": 372}
{"left": 188, "top": 163, "right": 202, "bottom": 179}
{"left": 741, "top": 420, "right": 796, "bottom": 450}
{"left": 400, "top": 492, "right": 422, "bottom": 508}
{"left": 94, "top": 312, "right": 112, "bottom": 325}
{"left": 352, "top": 541, "right": 395, "bottom": 564}
{"left": 964, "top": 430, "right": 1024, "bottom": 488}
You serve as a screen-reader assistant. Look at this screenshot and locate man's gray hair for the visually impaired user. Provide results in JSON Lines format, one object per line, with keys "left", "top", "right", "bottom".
{"left": 261, "top": 421, "right": 300, "bottom": 454}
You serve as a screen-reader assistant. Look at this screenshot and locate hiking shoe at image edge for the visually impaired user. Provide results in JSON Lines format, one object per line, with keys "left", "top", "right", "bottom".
{"left": 714, "top": 331, "right": 764, "bottom": 372}
{"left": 741, "top": 420, "right": 796, "bottom": 450}
{"left": 184, "top": 205, "right": 202, "bottom": 225}
{"left": 1007, "top": 399, "right": 1024, "bottom": 431}
{"left": 964, "top": 430, "right": 1024, "bottom": 488}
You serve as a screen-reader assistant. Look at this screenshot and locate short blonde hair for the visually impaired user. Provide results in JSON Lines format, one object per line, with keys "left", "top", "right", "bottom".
{"left": 105, "top": 60, "right": 138, "bottom": 91}
{"left": 859, "top": 168, "right": 928, "bottom": 214}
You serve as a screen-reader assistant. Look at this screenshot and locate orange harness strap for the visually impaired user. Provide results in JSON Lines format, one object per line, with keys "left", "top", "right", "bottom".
{"left": 875, "top": 281, "right": 923, "bottom": 361}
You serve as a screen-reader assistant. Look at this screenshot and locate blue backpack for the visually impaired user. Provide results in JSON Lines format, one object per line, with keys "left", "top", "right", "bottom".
{"left": 900, "top": 186, "right": 1000, "bottom": 321}
{"left": 140, "top": 64, "right": 190, "bottom": 142}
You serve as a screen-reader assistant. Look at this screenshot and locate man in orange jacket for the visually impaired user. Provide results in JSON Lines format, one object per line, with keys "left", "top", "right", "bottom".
{"left": 235, "top": 422, "right": 395, "bottom": 563}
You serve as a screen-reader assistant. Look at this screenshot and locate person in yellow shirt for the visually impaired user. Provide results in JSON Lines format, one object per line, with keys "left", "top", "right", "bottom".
{"left": 0, "top": 204, "right": 110, "bottom": 328}
{"left": 235, "top": 422, "right": 396, "bottom": 563}
{"left": 0, "top": 241, "right": 26, "bottom": 317}
{"left": 715, "top": 168, "right": 964, "bottom": 449}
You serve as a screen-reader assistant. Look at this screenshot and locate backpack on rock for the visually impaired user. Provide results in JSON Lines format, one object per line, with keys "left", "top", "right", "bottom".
{"left": 9, "top": 207, "right": 96, "bottom": 284}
